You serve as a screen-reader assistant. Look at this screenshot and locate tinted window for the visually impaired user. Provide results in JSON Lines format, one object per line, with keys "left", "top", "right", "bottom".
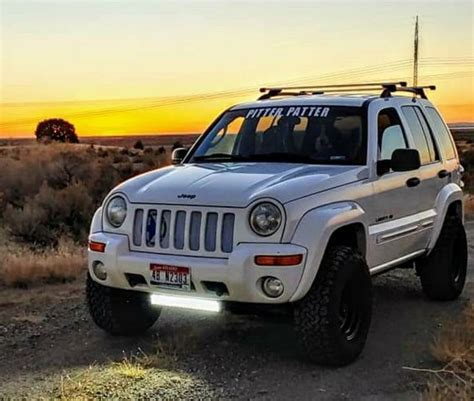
{"left": 425, "top": 107, "right": 457, "bottom": 159}
{"left": 378, "top": 108, "right": 407, "bottom": 160}
{"left": 402, "top": 106, "right": 435, "bottom": 164}
{"left": 413, "top": 107, "right": 439, "bottom": 161}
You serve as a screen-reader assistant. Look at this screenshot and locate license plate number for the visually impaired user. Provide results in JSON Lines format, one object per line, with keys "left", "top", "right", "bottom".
{"left": 150, "top": 264, "right": 191, "bottom": 291}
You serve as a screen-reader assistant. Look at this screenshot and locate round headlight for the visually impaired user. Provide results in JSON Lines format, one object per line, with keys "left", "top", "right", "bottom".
{"left": 106, "top": 196, "right": 127, "bottom": 227}
{"left": 249, "top": 202, "right": 282, "bottom": 236}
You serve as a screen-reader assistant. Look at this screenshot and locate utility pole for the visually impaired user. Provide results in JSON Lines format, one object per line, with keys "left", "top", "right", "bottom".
{"left": 413, "top": 15, "right": 419, "bottom": 86}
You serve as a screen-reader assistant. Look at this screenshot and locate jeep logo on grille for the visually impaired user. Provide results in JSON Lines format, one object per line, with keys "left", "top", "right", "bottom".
{"left": 177, "top": 194, "right": 196, "bottom": 199}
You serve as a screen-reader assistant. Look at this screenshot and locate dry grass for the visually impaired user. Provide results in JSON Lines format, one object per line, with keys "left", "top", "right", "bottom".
{"left": 112, "top": 355, "right": 148, "bottom": 379}
{"left": 0, "top": 236, "right": 86, "bottom": 288}
{"left": 406, "top": 303, "right": 474, "bottom": 401}
{"left": 54, "top": 342, "right": 199, "bottom": 400}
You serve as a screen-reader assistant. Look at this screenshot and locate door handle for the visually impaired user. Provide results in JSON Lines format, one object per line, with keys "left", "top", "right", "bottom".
{"left": 438, "top": 169, "right": 450, "bottom": 179}
{"left": 406, "top": 177, "right": 420, "bottom": 187}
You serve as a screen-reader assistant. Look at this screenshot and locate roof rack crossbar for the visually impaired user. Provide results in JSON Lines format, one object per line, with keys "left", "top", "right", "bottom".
{"left": 258, "top": 89, "right": 310, "bottom": 100}
{"left": 259, "top": 81, "right": 407, "bottom": 94}
{"left": 381, "top": 85, "right": 436, "bottom": 99}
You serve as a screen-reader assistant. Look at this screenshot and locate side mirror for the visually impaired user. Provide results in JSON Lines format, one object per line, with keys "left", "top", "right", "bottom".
{"left": 376, "top": 148, "right": 421, "bottom": 176}
{"left": 171, "top": 148, "right": 188, "bottom": 165}
{"left": 391, "top": 148, "right": 421, "bottom": 172}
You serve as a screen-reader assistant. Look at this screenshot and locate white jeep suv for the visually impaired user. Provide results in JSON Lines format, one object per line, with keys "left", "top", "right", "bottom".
{"left": 87, "top": 82, "right": 467, "bottom": 366}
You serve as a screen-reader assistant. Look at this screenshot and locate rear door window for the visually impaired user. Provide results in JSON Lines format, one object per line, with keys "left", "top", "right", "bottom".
{"left": 425, "top": 107, "right": 457, "bottom": 160}
{"left": 413, "top": 107, "right": 439, "bottom": 162}
{"left": 401, "top": 106, "right": 438, "bottom": 165}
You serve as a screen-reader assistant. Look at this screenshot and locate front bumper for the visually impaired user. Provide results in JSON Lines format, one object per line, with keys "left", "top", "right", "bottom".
{"left": 88, "top": 232, "right": 307, "bottom": 304}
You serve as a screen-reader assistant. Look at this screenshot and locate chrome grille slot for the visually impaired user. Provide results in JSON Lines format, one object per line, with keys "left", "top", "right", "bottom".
{"left": 221, "top": 213, "right": 235, "bottom": 253}
{"left": 132, "top": 206, "right": 235, "bottom": 256}
{"left": 205, "top": 213, "right": 218, "bottom": 252}
{"left": 174, "top": 211, "right": 186, "bottom": 249}
{"left": 133, "top": 209, "right": 144, "bottom": 246}
{"left": 189, "top": 212, "right": 202, "bottom": 251}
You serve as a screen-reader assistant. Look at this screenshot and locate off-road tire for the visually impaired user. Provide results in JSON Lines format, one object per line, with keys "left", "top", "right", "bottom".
{"left": 294, "top": 246, "right": 372, "bottom": 366}
{"left": 417, "top": 216, "right": 467, "bottom": 301}
{"left": 86, "top": 274, "right": 160, "bottom": 335}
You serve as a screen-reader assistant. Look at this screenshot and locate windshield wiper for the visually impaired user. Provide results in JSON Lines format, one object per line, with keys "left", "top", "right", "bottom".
{"left": 192, "top": 153, "right": 249, "bottom": 162}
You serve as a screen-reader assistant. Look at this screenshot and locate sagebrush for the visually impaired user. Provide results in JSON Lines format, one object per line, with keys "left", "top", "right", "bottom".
{"left": 0, "top": 144, "right": 168, "bottom": 246}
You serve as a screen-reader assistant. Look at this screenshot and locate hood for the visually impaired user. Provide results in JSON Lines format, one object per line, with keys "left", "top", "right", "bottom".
{"left": 113, "top": 163, "right": 367, "bottom": 207}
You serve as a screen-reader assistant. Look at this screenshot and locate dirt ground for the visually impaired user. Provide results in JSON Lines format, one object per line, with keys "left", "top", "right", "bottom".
{"left": 1, "top": 224, "right": 473, "bottom": 400}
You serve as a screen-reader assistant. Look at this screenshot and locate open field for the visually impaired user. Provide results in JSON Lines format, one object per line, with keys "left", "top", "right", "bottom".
{"left": 0, "top": 223, "right": 472, "bottom": 400}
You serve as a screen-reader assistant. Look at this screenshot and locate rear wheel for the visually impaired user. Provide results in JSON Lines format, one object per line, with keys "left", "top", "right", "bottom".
{"left": 294, "top": 246, "right": 372, "bottom": 366}
{"left": 86, "top": 274, "right": 160, "bottom": 335}
{"left": 417, "top": 216, "right": 467, "bottom": 301}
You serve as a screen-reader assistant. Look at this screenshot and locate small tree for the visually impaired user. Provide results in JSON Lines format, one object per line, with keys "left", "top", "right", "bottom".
{"left": 133, "top": 140, "right": 144, "bottom": 150}
{"left": 35, "top": 118, "right": 79, "bottom": 143}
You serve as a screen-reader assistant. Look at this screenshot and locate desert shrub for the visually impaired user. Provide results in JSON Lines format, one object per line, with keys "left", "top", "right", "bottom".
{"left": 460, "top": 149, "right": 474, "bottom": 169}
{"left": 144, "top": 147, "right": 154, "bottom": 154}
{"left": 97, "top": 147, "right": 109, "bottom": 158}
{"left": 4, "top": 182, "right": 94, "bottom": 245}
{"left": 142, "top": 152, "right": 158, "bottom": 168}
{"left": 3, "top": 202, "right": 51, "bottom": 244}
{"left": 46, "top": 151, "right": 96, "bottom": 189}
{"left": 0, "top": 144, "right": 169, "bottom": 248}
{"left": 120, "top": 147, "right": 130, "bottom": 155}
{"left": 132, "top": 156, "right": 143, "bottom": 164}
{"left": 157, "top": 146, "right": 166, "bottom": 155}
{"left": 133, "top": 140, "right": 144, "bottom": 150}
{"left": 117, "top": 161, "right": 134, "bottom": 178}
{"left": 0, "top": 155, "right": 48, "bottom": 209}
{"left": 172, "top": 140, "right": 183, "bottom": 150}
{"left": 112, "top": 153, "right": 128, "bottom": 163}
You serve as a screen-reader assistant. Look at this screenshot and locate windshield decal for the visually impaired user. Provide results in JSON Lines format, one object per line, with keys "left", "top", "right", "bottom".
{"left": 245, "top": 106, "right": 330, "bottom": 119}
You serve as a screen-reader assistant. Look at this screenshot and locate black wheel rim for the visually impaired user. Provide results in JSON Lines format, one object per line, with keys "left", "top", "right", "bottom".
{"left": 338, "top": 276, "right": 362, "bottom": 341}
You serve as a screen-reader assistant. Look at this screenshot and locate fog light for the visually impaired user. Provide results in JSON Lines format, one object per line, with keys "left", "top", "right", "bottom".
{"left": 262, "top": 277, "right": 284, "bottom": 298}
{"left": 93, "top": 261, "right": 107, "bottom": 280}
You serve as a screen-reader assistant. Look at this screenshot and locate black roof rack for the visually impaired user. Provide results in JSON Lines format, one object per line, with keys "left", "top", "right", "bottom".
{"left": 380, "top": 85, "right": 436, "bottom": 99}
{"left": 258, "top": 81, "right": 436, "bottom": 100}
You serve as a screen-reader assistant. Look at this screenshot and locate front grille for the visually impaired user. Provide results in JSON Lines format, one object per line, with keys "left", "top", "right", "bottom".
{"left": 132, "top": 206, "right": 236, "bottom": 255}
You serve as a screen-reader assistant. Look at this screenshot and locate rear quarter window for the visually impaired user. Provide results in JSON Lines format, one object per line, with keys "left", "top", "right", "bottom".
{"left": 424, "top": 107, "right": 457, "bottom": 160}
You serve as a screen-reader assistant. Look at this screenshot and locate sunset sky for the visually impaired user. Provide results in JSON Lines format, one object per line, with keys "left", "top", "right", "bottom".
{"left": 1, "top": 0, "right": 473, "bottom": 138}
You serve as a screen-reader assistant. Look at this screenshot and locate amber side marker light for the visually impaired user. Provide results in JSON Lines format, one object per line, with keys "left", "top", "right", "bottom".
{"left": 255, "top": 254, "right": 303, "bottom": 266}
{"left": 89, "top": 241, "right": 106, "bottom": 253}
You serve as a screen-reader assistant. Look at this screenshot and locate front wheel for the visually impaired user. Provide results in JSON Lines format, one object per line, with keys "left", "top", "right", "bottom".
{"left": 294, "top": 246, "right": 372, "bottom": 366}
{"left": 417, "top": 216, "right": 467, "bottom": 301}
{"left": 86, "top": 274, "right": 160, "bottom": 335}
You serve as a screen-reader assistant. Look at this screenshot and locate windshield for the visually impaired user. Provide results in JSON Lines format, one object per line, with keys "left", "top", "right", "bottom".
{"left": 189, "top": 106, "right": 366, "bottom": 165}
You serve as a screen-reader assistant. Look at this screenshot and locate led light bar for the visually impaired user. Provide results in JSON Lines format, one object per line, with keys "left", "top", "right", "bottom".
{"left": 150, "top": 294, "right": 221, "bottom": 313}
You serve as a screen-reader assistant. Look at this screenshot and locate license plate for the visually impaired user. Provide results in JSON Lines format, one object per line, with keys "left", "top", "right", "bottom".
{"left": 150, "top": 264, "right": 191, "bottom": 291}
